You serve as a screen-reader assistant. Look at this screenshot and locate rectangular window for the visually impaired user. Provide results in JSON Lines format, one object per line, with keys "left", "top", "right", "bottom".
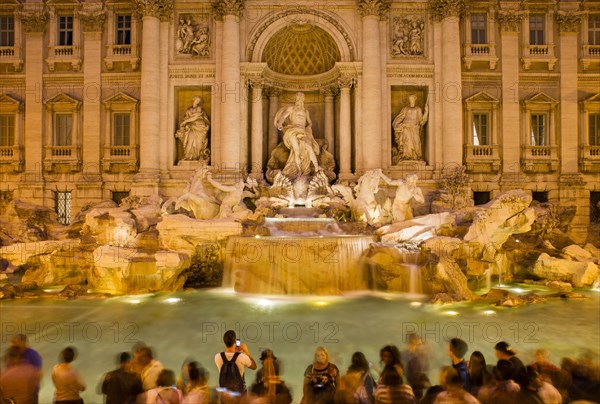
{"left": 530, "top": 114, "right": 547, "bottom": 146}
{"left": 0, "top": 114, "right": 15, "bottom": 146}
{"left": 55, "top": 114, "right": 72, "bottom": 146}
{"left": 471, "top": 13, "right": 487, "bottom": 44}
{"left": 55, "top": 191, "right": 71, "bottom": 225}
{"left": 0, "top": 16, "right": 15, "bottom": 47}
{"left": 532, "top": 191, "right": 548, "bottom": 203}
{"left": 58, "top": 15, "right": 73, "bottom": 46}
{"left": 590, "top": 113, "right": 600, "bottom": 146}
{"left": 472, "top": 113, "right": 489, "bottom": 146}
{"left": 529, "top": 14, "right": 545, "bottom": 45}
{"left": 589, "top": 15, "right": 600, "bottom": 45}
{"left": 116, "top": 15, "right": 131, "bottom": 45}
{"left": 473, "top": 191, "right": 491, "bottom": 206}
{"left": 113, "top": 113, "right": 130, "bottom": 146}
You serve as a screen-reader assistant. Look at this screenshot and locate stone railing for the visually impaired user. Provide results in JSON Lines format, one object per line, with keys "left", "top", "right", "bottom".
{"left": 104, "top": 43, "right": 139, "bottom": 70}
{"left": 580, "top": 145, "right": 600, "bottom": 172}
{"left": 463, "top": 43, "right": 498, "bottom": 69}
{"left": 46, "top": 45, "right": 81, "bottom": 71}
{"left": 464, "top": 145, "right": 500, "bottom": 173}
{"left": 582, "top": 45, "right": 600, "bottom": 71}
{"left": 521, "top": 145, "right": 559, "bottom": 172}
{"left": 0, "top": 146, "right": 24, "bottom": 172}
{"left": 521, "top": 44, "right": 556, "bottom": 70}
{"left": 102, "top": 145, "right": 138, "bottom": 173}
{"left": 43, "top": 145, "right": 81, "bottom": 172}
{"left": 0, "top": 45, "right": 23, "bottom": 71}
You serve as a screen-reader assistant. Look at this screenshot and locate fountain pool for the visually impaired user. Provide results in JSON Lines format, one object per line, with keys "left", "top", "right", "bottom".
{"left": 0, "top": 287, "right": 598, "bottom": 403}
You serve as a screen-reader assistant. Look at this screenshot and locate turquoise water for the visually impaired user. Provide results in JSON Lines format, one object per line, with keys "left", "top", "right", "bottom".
{"left": 1, "top": 287, "right": 599, "bottom": 403}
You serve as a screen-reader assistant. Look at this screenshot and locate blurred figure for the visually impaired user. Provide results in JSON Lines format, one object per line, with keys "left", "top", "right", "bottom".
{"left": 345, "top": 352, "right": 376, "bottom": 404}
{"left": 402, "top": 334, "right": 430, "bottom": 400}
{"left": 144, "top": 369, "right": 183, "bottom": 404}
{"left": 378, "top": 345, "right": 404, "bottom": 381}
{"left": 181, "top": 362, "right": 209, "bottom": 403}
{"left": 420, "top": 367, "right": 455, "bottom": 404}
{"left": 133, "top": 346, "right": 164, "bottom": 391}
{"left": 479, "top": 360, "right": 519, "bottom": 404}
{"left": 518, "top": 366, "right": 561, "bottom": 404}
{"left": 248, "top": 350, "right": 292, "bottom": 404}
{"left": 468, "top": 351, "right": 491, "bottom": 396}
{"left": 101, "top": 352, "right": 143, "bottom": 404}
{"left": 0, "top": 346, "right": 41, "bottom": 404}
{"left": 494, "top": 341, "right": 526, "bottom": 386}
{"left": 448, "top": 338, "right": 471, "bottom": 392}
{"left": 433, "top": 369, "right": 479, "bottom": 404}
{"left": 561, "top": 356, "right": 600, "bottom": 401}
{"left": 9, "top": 334, "right": 42, "bottom": 370}
{"left": 529, "top": 349, "right": 560, "bottom": 377}
{"left": 52, "top": 346, "right": 86, "bottom": 404}
{"left": 302, "top": 346, "right": 339, "bottom": 404}
{"left": 373, "top": 364, "right": 415, "bottom": 404}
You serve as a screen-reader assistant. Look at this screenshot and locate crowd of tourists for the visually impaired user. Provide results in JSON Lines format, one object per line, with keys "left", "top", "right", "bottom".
{"left": 1, "top": 331, "right": 599, "bottom": 404}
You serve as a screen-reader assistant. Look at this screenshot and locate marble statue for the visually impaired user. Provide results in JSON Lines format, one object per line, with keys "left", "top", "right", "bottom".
{"left": 316, "top": 139, "right": 336, "bottom": 182}
{"left": 274, "top": 92, "right": 321, "bottom": 178}
{"left": 171, "top": 167, "right": 220, "bottom": 219}
{"left": 206, "top": 172, "right": 248, "bottom": 219}
{"left": 175, "top": 96, "right": 210, "bottom": 161}
{"left": 392, "top": 94, "right": 428, "bottom": 162}
{"left": 332, "top": 169, "right": 388, "bottom": 226}
{"left": 190, "top": 27, "right": 210, "bottom": 56}
{"left": 381, "top": 173, "right": 425, "bottom": 222}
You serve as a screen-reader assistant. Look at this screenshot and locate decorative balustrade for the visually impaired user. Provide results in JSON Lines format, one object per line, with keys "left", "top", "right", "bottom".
{"left": 46, "top": 46, "right": 81, "bottom": 71}
{"left": 521, "top": 145, "right": 559, "bottom": 172}
{"left": 102, "top": 145, "right": 138, "bottom": 173}
{"left": 463, "top": 44, "right": 497, "bottom": 69}
{"left": 582, "top": 45, "right": 600, "bottom": 71}
{"left": 521, "top": 45, "right": 556, "bottom": 70}
{"left": 0, "top": 46, "right": 23, "bottom": 71}
{"left": 104, "top": 44, "right": 139, "bottom": 70}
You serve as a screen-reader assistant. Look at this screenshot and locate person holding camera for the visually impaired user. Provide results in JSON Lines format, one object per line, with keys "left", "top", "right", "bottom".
{"left": 302, "top": 347, "right": 340, "bottom": 404}
{"left": 214, "top": 330, "right": 257, "bottom": 400}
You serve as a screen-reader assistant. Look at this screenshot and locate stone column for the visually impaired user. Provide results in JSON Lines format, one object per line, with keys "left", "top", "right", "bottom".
{"left": 266, "top": 87, "right": 281, "bottom": 157}
{"left": 214, "top": 0, "right": 244, "bottom": 173}
{"left": 20, "top": 9, "right": 47, "bottom": 195}
{"left": 496, "top": 8, "right": 525, "bottom": 178}
{"left": 79, "top": 4, "right": 105, "bottom": 184}
{"left": 135, "top": 0, "right": 172, "bottom": 183}
{"left": 338, "top": 76, "right": 354, "bottom": 178}
{"left": 358, "top": 0, "right": 389, "bottom": 170}
{"left": 557, "top": 11, "right": 583, "bottom": 174}
{"left": 557, "top": 10, "right": 587, "bottom": 243}
{"left": 430, "top": 0, "right": 464, "bottom": 167}
{"left": 250, "top": 78, "right": 264, "bottom": 177}
{"left": 321, "top": 86, "right": 338, "bottom": 153}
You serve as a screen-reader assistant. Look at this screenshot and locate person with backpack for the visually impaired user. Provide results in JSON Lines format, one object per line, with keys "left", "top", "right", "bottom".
{"left": 214, "top": 330, "right": 257, "bottom": 402}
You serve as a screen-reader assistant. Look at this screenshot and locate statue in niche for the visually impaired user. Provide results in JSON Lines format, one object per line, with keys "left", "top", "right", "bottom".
{"left": 273, "top": 92, "right": 321, "bottom": 178}
{"left": 176, "top": 16, "right": 210, "bottom": 56}
{"left": 392, "top": 17, "right": 425, "bottom": 57}
{"left": 392, "top": 94, "right": 428, "bottom": 163}
{"left": 175, "top": 96, "right": 210, "bottom": 161}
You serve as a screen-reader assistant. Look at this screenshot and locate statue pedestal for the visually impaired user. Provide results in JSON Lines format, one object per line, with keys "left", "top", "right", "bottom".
{"left": 387, "top": 161, "right": 434, "bottom": 180}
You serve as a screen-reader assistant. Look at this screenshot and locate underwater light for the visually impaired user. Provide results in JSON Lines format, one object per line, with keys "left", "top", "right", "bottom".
{"left": 165, "top": 297, "right": 181, "bottom": 304}
{"left": 410, "top": 301, "right": 423, "bottom": 307}
{"left": 483, "top": 310, "right": 496, "bottom": 316}
{"left": 444, "top": 310, "right": 459, "bottom": 316}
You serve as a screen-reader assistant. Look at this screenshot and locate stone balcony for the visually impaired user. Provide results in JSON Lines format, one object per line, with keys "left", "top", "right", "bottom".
{"left": 43, "top": 145, "right": 81, "bottom": 173}
{"left": 0, "top": 46, "right": 23, "bottom": 71}
{"left": 521, "top": 44, "right": 557, "bottom": 71}
{"left": 102, "top": 145, "right": 139, "bottom": 173}
{"left": 464, "top": 145, "right": 501, "bottom": 173}
{"left": 46, "top": 45, "right": 82, "bottom": 71}
{"left": 462, "top": 44, "right": 498, "bottom": 70}
{"left": 0, "top": 146, "right": 24, "bottom": 173}
{"left": 521, "top": 145, "right": 560, "bottom": 172}
{"left": 581, "top": 45, "right": 600, "bottom": 71}
{"left": 579, "top": 145, "right": 600, "bottom": 173}
{"left": 104, "top": 44, "right": 139, "bottom": 70}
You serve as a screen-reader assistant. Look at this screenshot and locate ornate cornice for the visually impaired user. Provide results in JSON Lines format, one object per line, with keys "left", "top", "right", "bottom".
{"left": 428, "top": 0, "right": 465, "bottom": 21}
{"left": 338, "top": 75, "right": 356, "bottom": 89}
{"left": 556, "top": 11, "right": 584, "bottom": 33}
{"left": 134, "top": 0, "right": 173, "bottom": 21}
{"left": 78, "top": 4, "right": 106, "bottom": 33}
{"left": 320, "top": 85, "right": 340, "bottom": 97}
{"left": 496, "top": 10, "right": 526, "bottom": 32}
{"left": 20, "top": 10, "right": 48, "bottom": 33}
{"left": 212, "top": 0, "right": 244, "bottom": 20}
{"left": 357, "top": 0, "right": 391, "bottom": 19}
